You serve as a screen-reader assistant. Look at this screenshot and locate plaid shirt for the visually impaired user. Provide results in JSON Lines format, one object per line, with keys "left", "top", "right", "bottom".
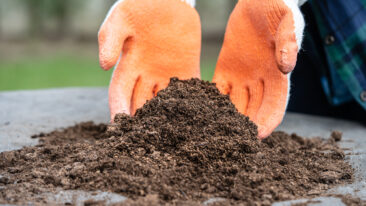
{"left": 308, "top": 0, "right": 366, "bottom": 109}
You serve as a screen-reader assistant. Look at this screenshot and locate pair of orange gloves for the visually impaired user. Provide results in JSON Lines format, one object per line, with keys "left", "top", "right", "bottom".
{"left": 98, "top": 0, "right": 305, "bottom": 139}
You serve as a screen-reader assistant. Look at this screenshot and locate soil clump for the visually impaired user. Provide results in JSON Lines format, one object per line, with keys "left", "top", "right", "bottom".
{"left": 0, "top": 78, "right": 353, "bottom": 205}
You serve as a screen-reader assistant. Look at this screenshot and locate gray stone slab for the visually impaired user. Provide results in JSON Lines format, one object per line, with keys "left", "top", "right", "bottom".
{"left": 273, "top": 196, "right": 345, "bottom": 206}
{"left": 0, "top": 88, "right": 109, "bottom": 152}
{"left": 1, "top": 88, "right": 366, "bottom": 205}
{"left": 44, "top": 190, "right": 127, "bottom": 206}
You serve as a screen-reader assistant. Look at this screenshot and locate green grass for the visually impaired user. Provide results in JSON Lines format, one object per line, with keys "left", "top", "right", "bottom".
{"left": 0, "top": 55, "right": 113, "bottom": 91}
{"left": 201, "top": 61, "right": 216, "bottom": 82}
{"left": 0, "top": 55, "right": 216, "bottom": 91}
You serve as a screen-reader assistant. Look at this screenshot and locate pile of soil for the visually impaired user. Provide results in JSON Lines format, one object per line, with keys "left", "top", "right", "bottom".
{"left": 0, "top": 78, "right": 353, "bottom": 205}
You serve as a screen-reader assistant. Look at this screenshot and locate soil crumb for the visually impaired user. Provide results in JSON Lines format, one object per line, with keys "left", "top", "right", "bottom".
{"left": 0, "top": 78, "right": 353, "bottom": 205}
{"left": 330, "top": 131, "right": 343, "bottom": 142}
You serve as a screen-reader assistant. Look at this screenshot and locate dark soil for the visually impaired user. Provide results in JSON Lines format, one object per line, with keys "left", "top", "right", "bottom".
{"left": 0, "top": 78, "right": 353, "bottom": 205}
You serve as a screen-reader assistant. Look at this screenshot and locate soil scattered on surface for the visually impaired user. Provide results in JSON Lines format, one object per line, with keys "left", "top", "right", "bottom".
{"left": 338, "top": 194, "right": 366, "bottom": 206}
{"left": 290, "top": 194, "right": 366, "bottom": 206}
{"left": 0, "top": 78, "right": 353, "bottom": 205}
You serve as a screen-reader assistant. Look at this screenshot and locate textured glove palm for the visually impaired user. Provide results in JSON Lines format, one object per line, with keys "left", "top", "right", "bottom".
{"left": 213, "top": 0, "right": 305, "bottom": 139}
{"left": 98, "top": 0, "right": 201, "bottom": 121}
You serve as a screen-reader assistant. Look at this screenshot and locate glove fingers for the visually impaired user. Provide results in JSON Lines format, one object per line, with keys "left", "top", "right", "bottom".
{"left": 276, "top": 38, "right": 298, "bottom": 74}
{"left": 131, "top": 77, "right": 156, "bottom": 115}
{"left": 256, "top": 77, "right": 288, "bottom": 139}
{"left": 98, "top": 0, "right": 133, "bottom": 70}
{"left": 246, "top": 80, "right": 265, "bottom": 123}
{"left": 109, "top": 66, "right": 138, "bottom": 121}
{"left": 230, "top": 85, "right": 249, "bottom": 115}
{"left": 213, "top": 74, "right": 251, "bottom": 117}
{"left": 212, "top": 73, "right": 231, "bottom": 95}
{"left": 275, "top": 10, "right": 303, "bottom": 74}
{"left": 154, "top": 81, "right": 170, "bottom": 96}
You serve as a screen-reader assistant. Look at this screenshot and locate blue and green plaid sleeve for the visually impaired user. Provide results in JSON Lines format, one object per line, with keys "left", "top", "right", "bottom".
{"left": 308, "top": 0, "right": 366, "bottom": 109}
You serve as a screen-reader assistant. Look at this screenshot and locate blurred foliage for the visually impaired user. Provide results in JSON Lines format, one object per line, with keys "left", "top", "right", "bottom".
{"left": 0, "top": 55, "right": 111, "bottom": 91}
{"left": 0, "top": 0, "right": 225, "bottom": 91}
{"left": 20, "top": 0, "right": 85, "bottom": 38}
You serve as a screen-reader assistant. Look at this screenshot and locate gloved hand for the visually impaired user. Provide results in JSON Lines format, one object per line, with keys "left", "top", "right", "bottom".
{"left": 213, "top": 0, "right": 305, "bottom": 139}
{"left": 99, "top": 0, "right": 201, "bottom": 121}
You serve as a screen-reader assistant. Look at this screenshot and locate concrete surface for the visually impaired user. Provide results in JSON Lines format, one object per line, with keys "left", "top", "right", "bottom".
{"left": 0, "top": 88, "right": 109, "bottom": 153}
{"left": 1, "top": 88, "right": 366, "bottom": 205}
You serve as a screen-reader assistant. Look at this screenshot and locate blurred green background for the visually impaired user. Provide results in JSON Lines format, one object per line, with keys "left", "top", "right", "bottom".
{"left": 0, "top": 0, "right": 236, "bottom": 91}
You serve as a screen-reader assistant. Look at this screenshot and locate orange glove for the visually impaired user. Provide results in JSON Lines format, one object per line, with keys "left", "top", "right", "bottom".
{"left": 213, "top": 0, "right": 305, "bottom": 139}
{"left": 98, "top": 0, "right": 201, "bottom": 121}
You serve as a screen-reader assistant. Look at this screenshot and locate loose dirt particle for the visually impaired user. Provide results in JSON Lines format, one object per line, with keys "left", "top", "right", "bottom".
{"left": 331, "top": 131, "right": 343, "bottom": 142}
{"left": 0, "top": 78, "right": 353, "bottom": 205}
